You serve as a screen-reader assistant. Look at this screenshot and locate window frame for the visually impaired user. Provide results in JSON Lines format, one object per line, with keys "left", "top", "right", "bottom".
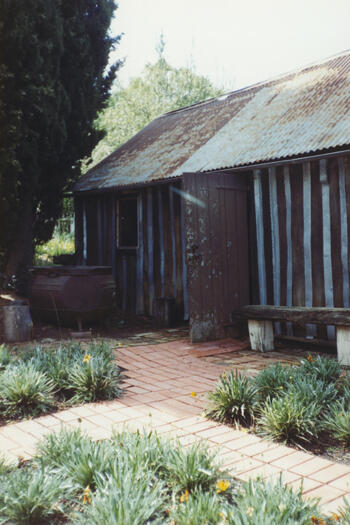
{"left": 116, "top": 194, "right": 139, "bottom": 249}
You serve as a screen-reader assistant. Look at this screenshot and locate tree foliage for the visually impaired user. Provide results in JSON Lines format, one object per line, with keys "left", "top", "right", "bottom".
{"left": 90, "top": 46, "right": 223, "bottom": 167}
{"left": 0, "top": 0, "right": 121, "bottom": 291}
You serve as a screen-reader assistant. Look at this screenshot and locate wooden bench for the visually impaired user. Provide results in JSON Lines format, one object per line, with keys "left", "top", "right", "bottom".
{"left": 232, "top": 305, "right": 350, "bottom": 365}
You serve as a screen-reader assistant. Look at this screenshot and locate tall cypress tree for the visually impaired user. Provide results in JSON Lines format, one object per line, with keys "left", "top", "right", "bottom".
{"left": 0, "top": 0, "right": 120, "bottom": 292}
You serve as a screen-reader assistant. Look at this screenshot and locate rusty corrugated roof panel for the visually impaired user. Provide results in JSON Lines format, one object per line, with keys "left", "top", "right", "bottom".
{"left": 75, "top": 50, "right": 350, "bottom": 192}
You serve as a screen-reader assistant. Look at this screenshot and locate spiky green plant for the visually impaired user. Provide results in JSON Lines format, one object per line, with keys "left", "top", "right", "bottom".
{"left": 73, "top": 460, "right": 166, "bottom": 525}
{"left": 36, "top": 427, "right": 91, "bottom": 468}
{"left": 164, "top": 441, "right": 225, "bottom": 494}
{"left": 254, "top": 362, "right": 295, "bottom": 403}
{"left": 0, "top": 344, "right": 13, "bottom": 370}
{"left": 206, "top": 371, "right": 258, "bottom": 425}
{"left": 59, "top": 439, "right": 115, "bottom": 490}
{"left": 169, "top": 491, "right": 223, "bottom": 525}
{"left": 0, "top": 464, "right": 72, "bottom": 524}
{"left": 0, "top": 362, "right": 55, "bottom": 417}
{"left": 324, "top": 400, "right": 350, "bottom": 447}
{"left": 227, "top": 477, "right": 323, "bottom": 525}
{"left": 68, "top": 353, "right": 123, "bottom": 404}
{"left": 298, "top": 355, "right": 341, "bottom": 385}
{"left": 258, "top": 393, "right": 321, "bottom": 446}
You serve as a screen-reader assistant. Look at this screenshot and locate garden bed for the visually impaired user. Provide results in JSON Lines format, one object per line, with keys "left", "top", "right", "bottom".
{"left": 0, "top": 427, "right": 345, "bottom": 524}
{"left": 206, "top": 354, "right": 350, "bottom": 465}
{"left": 0, "top": 340, "right": 123, "bottom": 424}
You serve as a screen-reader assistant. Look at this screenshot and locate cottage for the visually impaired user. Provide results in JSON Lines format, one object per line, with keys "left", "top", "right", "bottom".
{"left": 74, "top": 50, "right": 350, "bottom": 343}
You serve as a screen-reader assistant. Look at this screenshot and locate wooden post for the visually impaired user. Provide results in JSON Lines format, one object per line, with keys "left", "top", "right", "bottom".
{"left": 248, "top": 319, "right": 274, "bottom": 352}
{"left": 337, "top": 326, "right": 350, "bottom": 366}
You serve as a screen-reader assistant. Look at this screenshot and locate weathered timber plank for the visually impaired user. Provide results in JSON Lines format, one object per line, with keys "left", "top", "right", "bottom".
{"left": 233, "top": 305, "right": 350, "bottom": 326}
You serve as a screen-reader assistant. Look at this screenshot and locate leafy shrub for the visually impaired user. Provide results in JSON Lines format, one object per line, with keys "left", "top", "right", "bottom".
{"left": 254, "top": 363, "right": 294, "bottom": 402}
{"left": 227, "top": 477, "right": 322, "bottom": 525}
{"left": 324, "top": 401, "right": 350, "bottom": 447}
{"left": 0, "top": 362, "right": 56, "bottom": 417}
{"left": 170, "top": 492, "right": 223, "bottom": 525}
{"left": 206, "top": 371, "right": 258, "bottom": 424}
{"left": 164, "top": 441, "right": 225, "bottom": 494}
{"left": 0, "top": 465, "right": 71, "bottom": 524}
{"left": 68, "top": 353, "right": 123, "bottom": 404}
{"left": 298, "top": 355, "right": 341, "bottom": 385}
{"left": 258, "top": 393, "right": 321, "bottom": 445}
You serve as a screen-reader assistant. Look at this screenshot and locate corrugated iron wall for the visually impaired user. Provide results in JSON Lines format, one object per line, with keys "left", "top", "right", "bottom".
{"left": 250, "top": 155, "right": 350, "bottom": 339}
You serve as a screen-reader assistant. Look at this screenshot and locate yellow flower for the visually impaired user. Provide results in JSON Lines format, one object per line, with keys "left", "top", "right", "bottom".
{"left": 118, "top": 342, "right": 122, "bottom": 347}
{"left": 307, "top": 354, "right": 314, "bottom": 363}
{"left": 82, "top": 486, "right": 91, "bottom": 505}
{"left": 311, "top": 517, "right": 326, "bottom": 525}
{"left": 190, "top": 392, "right": 197, "bottom": 397}
{"left": 246, "top": 507, "right": 254, "bottom": 516}
{"left": 83, "top": 353, "right": 92, "bottom": 363}
{"left": 216, "top": 479, "right": 230, "bottom": 493}
{"left": 179, "top": 489, "right": 189, "bottom": 503}
{"left": 219, "top": 511, "right": 227, "bottom": 521}
{"left": 279, "top": 386, "right": 284, "bottom": 390}
{"left": 331, "top": 513, "right": 340, "bottom": 522}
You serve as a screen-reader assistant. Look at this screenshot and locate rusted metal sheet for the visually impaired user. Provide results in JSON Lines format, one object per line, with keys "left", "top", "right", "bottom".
{"left": 29, "top": 266, "right": 115, "bottom": 328}
{"left": 183, "top": 172, "right": 249, "bottom": 342}
{"left": 75, "top": 50, "right": 350, "bottom": 193}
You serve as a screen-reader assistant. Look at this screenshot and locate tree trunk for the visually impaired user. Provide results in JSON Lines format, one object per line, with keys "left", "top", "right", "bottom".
{"left": 3, "top": 199, "right": 34, "bottom": 296}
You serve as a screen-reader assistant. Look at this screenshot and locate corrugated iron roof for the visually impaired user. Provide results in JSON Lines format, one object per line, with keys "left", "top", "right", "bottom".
{"left": 75, "top": 50, "right": 350, "bottom": 192}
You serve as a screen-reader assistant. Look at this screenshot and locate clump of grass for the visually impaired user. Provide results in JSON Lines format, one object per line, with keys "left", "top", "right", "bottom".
{"left": 254, "top": 362, "right": 294, "bottom": 403}
{"left": 164, "top": 441, "right": 226, "bottom": 494}
{"left": 34, "top": 231, "right": 74, "bottom": 265}
{"left": 228, "top": 477, "right": 323, "bottom": 525}
{"left": 258, "top": 393, "right": 321, "bottom": 446}
{"left": 1, "top": 428, "right": 342, "bottom": 524}
{"left": 298, "top": 355, "right": 341, "bottom": 385}
{"left": 0, "top": 362, "right": 56, "bottom": 418}
{"left": 0, "top": 464, "right": 72, "bottom": 524}
{"left": 59, "top": 439, "right": 115, "bottom": 490}
{"left": 68, "top": 353, "right": 123, "bottom": 404}
{"left": 206, "top": 371, "right": 258, "bottom": 425}
{"left": 0, "top": 344, "right": 13, "bottom": 370}
{"left": 169, "top": 492, "right": 223, "bottom": 525}
{"left": 0, "top": 340, "right": 124, "bottom": 421}
{"left": 73, "top": 464, "right": 166, "bottom": 525}
{"left": 288, "top": 374, "right": 338, "bottom": 410}
{"left": 35, "top": 427, "right": 90, "bottom": 468}
{"left": 324, "top": 400, "right": 350, "bottom": 447}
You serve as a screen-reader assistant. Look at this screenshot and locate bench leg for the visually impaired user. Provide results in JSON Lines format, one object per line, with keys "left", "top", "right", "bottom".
{"left": 337, "top": 326, "right": 350, "bottom": 366}
{"left": 248, "top": 320, "right": 274, "bottom": 352}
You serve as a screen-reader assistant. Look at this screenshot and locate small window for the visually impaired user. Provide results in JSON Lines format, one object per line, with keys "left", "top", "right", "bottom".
{"left": 118, "top": 197, "right": 138, "bottom": 248}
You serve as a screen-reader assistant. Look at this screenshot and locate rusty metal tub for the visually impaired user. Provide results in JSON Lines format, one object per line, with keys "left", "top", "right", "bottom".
{"left": 29, "top": 266, "right": 115, "bottom": 329}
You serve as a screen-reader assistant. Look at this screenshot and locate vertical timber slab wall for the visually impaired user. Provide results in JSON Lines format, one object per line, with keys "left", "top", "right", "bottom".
{"left": 74, "top": 183, "right": 187, "bottom": 318}
{"left": 250, "top": 155, "right": 350, "bottom": 340}
{"left": 138, "top": 182, "right": 186, "bottom": 320}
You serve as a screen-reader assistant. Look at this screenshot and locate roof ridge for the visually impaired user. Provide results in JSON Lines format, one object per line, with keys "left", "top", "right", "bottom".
{"left": 156, "top": 48, "right": 350, "bottom": 119}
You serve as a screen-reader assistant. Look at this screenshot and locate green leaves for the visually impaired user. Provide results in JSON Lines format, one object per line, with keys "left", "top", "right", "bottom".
{"left": 206, "top": 371, "right": 258, "bottom": 425}
{"left": 89, "top": 57, "right": 223, "bottom": 168}
{"left": 0, "top": 0, "right": 121, "bottom": 287}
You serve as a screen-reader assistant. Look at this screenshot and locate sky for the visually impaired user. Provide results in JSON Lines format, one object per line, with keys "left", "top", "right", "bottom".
{"left": 110, "top": 0, "right": 350, "bottom": 92}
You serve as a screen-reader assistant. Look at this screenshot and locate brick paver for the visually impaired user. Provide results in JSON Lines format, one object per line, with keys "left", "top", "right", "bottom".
{"left": 0, "top": 337, "right": 349, "bottom": 516}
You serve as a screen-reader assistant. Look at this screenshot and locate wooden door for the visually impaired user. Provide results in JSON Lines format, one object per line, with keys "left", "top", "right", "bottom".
{"left": 183, "top": 172, "right": 249, "bottom": 342}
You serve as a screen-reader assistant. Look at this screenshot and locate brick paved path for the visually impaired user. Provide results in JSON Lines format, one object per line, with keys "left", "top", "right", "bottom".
{"left": 0, "top": 338, "right": 349, "bottom": 514}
